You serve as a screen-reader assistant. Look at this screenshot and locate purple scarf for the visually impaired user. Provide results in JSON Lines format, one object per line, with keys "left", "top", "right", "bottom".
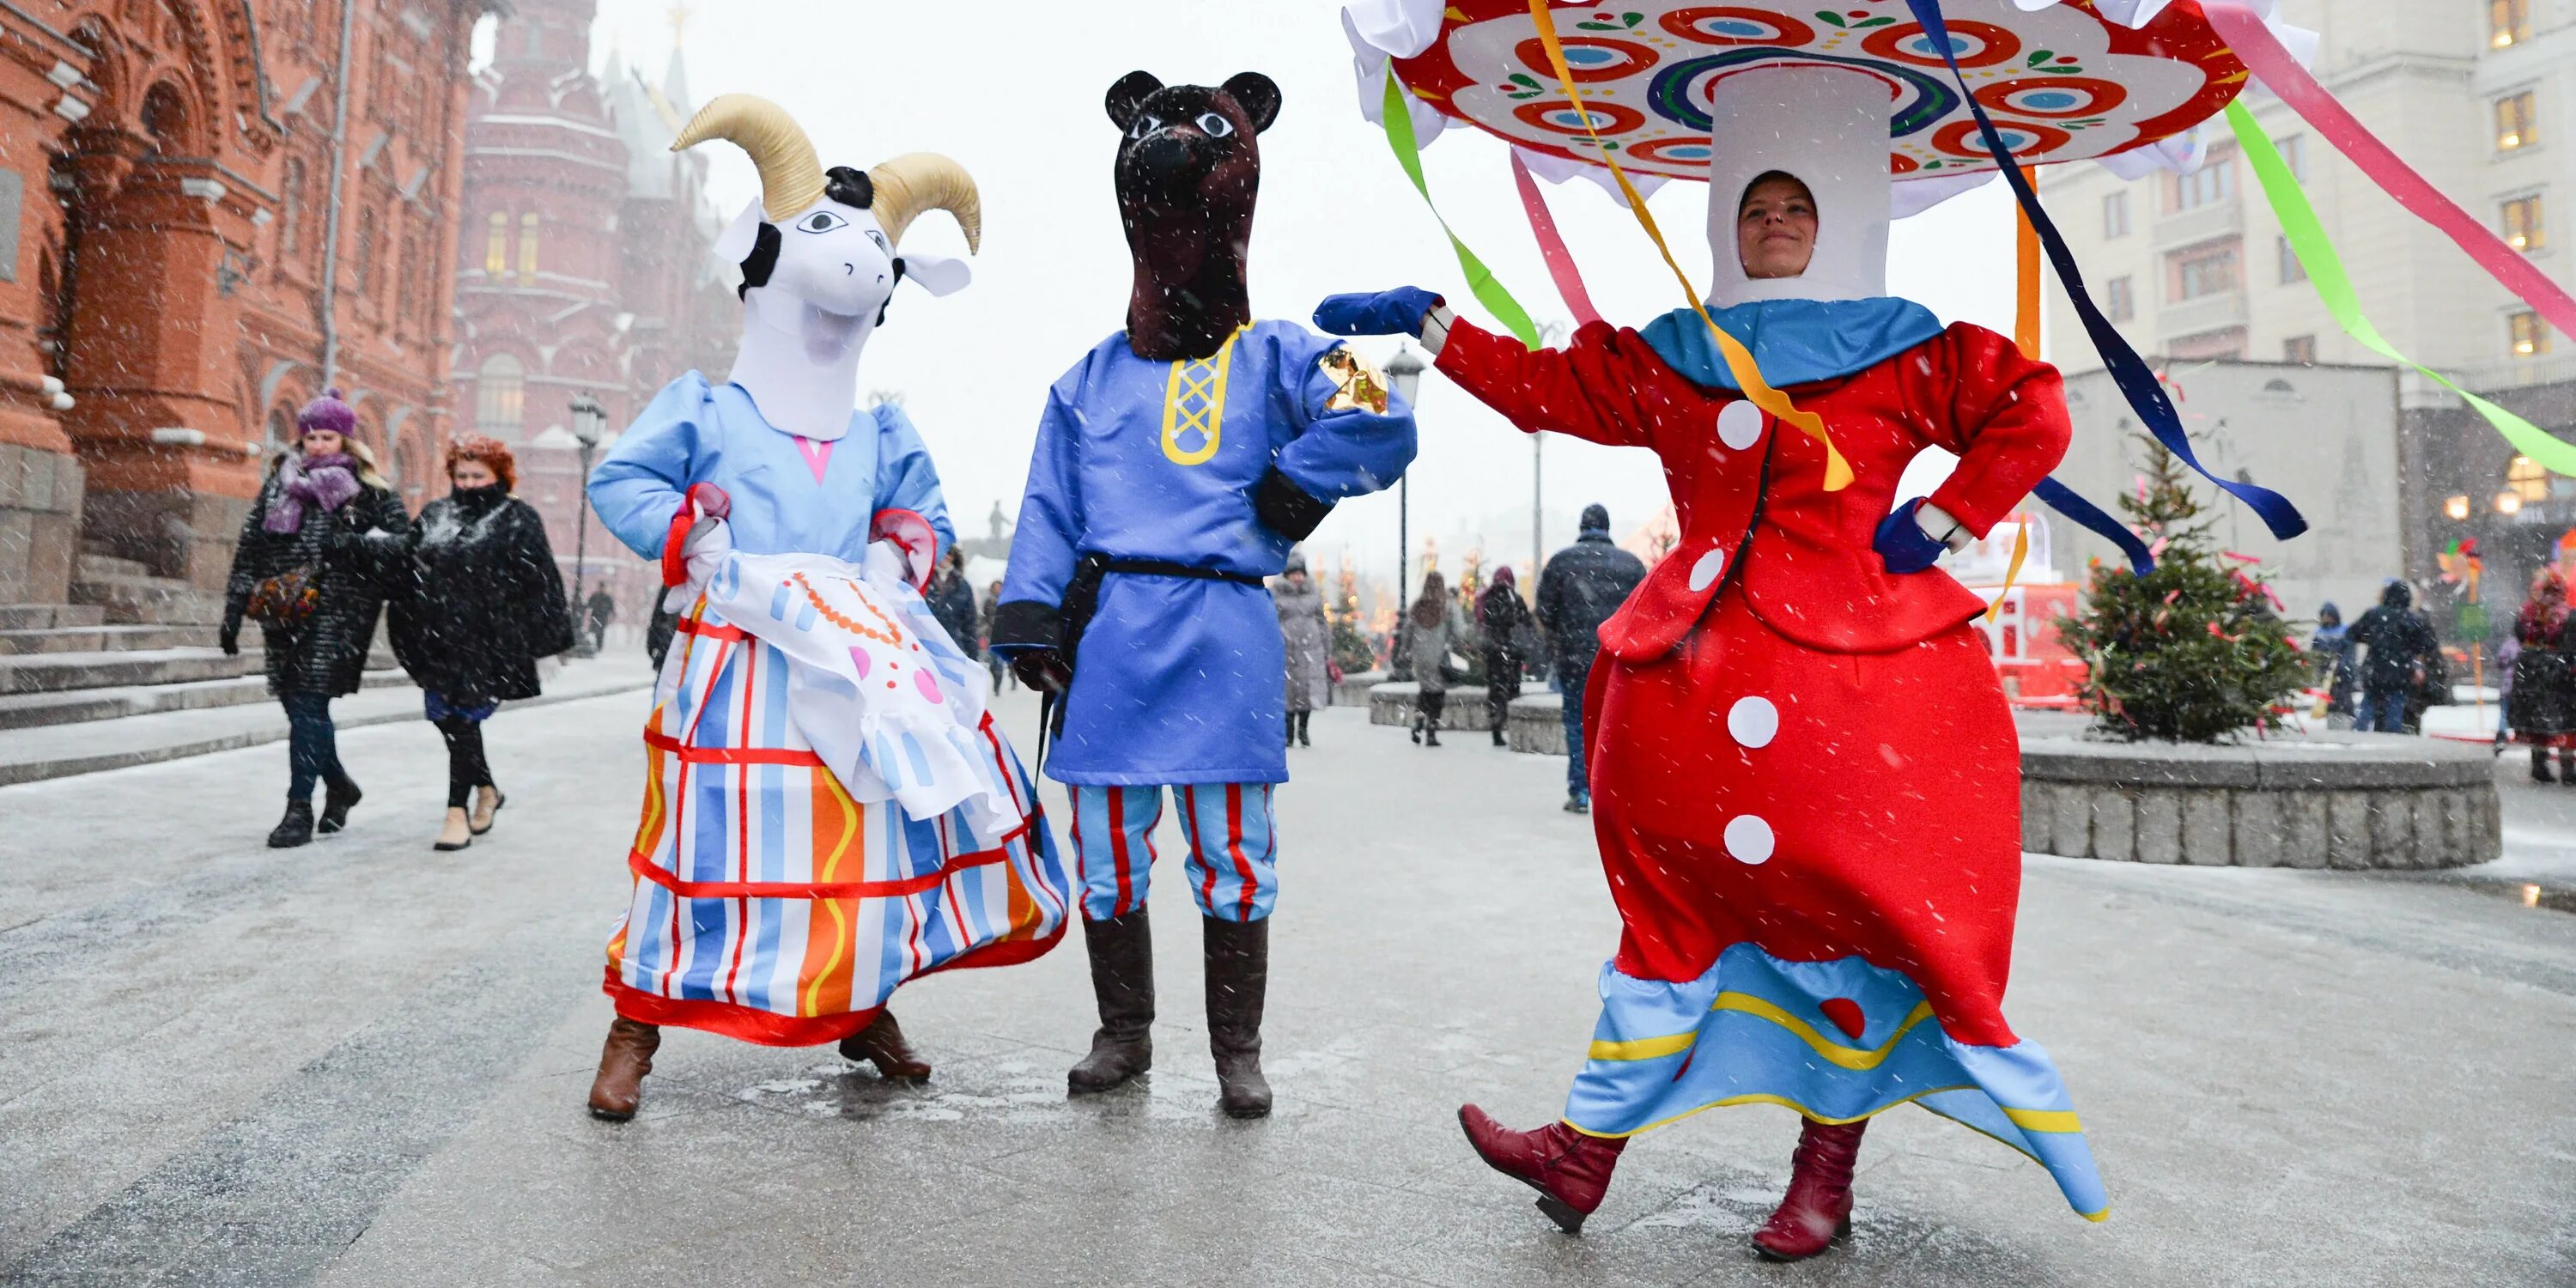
{"left": 264, "top": 452, "right": 361, "bottom": 534}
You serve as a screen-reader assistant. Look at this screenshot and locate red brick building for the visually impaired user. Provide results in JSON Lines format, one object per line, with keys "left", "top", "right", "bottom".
{"left": 451, "top": 0, "right": 734, "bottom": 623}
{"left": 0, "top": 0, "right": 495, "bottom": 629}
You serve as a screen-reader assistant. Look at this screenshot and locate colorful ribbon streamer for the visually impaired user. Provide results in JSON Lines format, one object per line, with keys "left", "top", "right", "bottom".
{"left": 1900, "top": 0, "right": 2306, "bottom": 542}
{"left": 2034, "top": 477, "right": 2155, "bottom": 577}
{"left": 1378, "top": 70, "right": 1542, "bottom": 350}
{"left": 2227, "top": 100, "right": 2576, "bottom": 477}
{"left": 1510, "top": 152, "right": 1604, "bottom": 329}
{"left": 1522, "top": 0, "right": 1849, "bottom": 491}
{"left": 2205, "top": 1, "right": 2576, "bottom": 343}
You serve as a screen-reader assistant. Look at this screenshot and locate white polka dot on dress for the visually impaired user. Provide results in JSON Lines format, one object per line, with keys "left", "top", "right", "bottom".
{"left": 1716, "top": 401, "right": 1764, "bottom": 451}
{"left": 1728, "top": 696, "right": 1778, "bottom": 749}
{"left": 1688, "top": 548, "right": 1726, "bottom": 592}
{"left": 1724, "top": 815, "right": 1775, "bottom": 865}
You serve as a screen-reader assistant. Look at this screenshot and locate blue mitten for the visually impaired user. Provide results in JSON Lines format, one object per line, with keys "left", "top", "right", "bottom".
{"left": 1313, "top": 287, "right": 1444, "bottom": 337}
{"left": 1874, "top": 498, "right": 1949, "bottom": 574}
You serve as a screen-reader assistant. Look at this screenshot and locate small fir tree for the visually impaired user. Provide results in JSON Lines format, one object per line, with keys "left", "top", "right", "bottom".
{"left": 2054, "top": 436, "right": 2308, "bottom": 742}
{"left": 1328, "top": 565, "right": 1376, "bottom": 674}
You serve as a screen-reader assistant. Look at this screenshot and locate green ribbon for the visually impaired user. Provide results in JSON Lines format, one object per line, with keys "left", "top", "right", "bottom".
{"left": 2227, "top": 100, "right": 2576, "bottom": 476}
{"left": 1379, "top": 67, "right": 1541, "bottom": 350}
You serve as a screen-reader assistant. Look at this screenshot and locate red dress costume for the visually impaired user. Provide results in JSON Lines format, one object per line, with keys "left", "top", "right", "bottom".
{"left": 1436, "top": 312, "right": 2107, "bottom": 1219}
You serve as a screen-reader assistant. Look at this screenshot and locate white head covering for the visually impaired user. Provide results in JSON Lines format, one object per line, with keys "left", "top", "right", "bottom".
{"left": 1702, "top": 67, "right": 1893, "bottom": 307}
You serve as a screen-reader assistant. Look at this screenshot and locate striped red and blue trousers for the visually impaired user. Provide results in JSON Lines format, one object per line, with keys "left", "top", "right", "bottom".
{"left": 1067, "top": 783, "right": 1277, "bottom": 923}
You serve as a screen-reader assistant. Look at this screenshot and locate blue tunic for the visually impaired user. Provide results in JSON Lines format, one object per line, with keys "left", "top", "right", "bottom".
{"left": 586, "top": 372, "right": 955, "bottom": 564}
{"left": 1001, "top": 321, "right": 1416, "bottom": 786}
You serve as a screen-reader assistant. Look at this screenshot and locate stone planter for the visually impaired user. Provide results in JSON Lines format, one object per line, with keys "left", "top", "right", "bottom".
{"left": 1332, "top": 670, "right": 1386, "bottom": 708}
{"left": 2020, "top": 732, "right": 2500, "bottom": 870}
{"left": 1507, "top": 693, "right": 1567, "bottom": 754}
{"left": 1367, "top": 682, "right": 1492, "bottom": 732}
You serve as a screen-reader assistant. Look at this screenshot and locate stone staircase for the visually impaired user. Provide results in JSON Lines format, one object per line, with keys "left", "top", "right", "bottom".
{"left": 69, "top": 548, "right": 226, "bottom": 626}
{"left": 0, "top": 598, "right": 401, "bottom": 731}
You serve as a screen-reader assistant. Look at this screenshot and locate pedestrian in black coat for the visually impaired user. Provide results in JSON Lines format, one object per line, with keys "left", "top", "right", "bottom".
{"left": 389, "top": 436, "right": 576, "bottom": 850}
{"left": 221, "top": 390, "right": 411, "bottom": 848}
{"left": 927, "top": 547, "right": 982, "bottom": 660}
{"left": 1536, "top": 504, "right": 1647, "bottom": 811}
{"left": 2347, "top": 579, "right": 2438, "bottom": 734}
{"left": 1479, "top": 565, "right": 1536, "bottom": 746}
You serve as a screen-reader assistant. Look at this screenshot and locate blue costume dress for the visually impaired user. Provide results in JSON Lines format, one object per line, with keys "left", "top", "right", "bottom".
{"left": 994, "top": 322, "right": 1414, "bottom": 923}
{"left": 584, "top": 373, "right": 1071, "bottom": 1045}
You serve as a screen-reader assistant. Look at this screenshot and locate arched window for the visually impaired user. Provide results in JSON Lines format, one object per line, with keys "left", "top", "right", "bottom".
{"left": 517, "top": 211, "right": 540, "bottom": 283}
{"left": 265, "top": 407, "right": 295, "bottom": 453}
{"left": 484, "top": 211, "right": 507, "bottom": 274}
{"left": 141, "top": 82, "right": 188, "bottom": 155}
{"left": 476, "top": 354, "right": 525, "bottom": 437}
{"left": 2508, "top": 455, "right": 2552, "bottom": 503}
{"left": 280, "top": 158, "right": 304, "bottom": 257}
{"left": 354, "top": 206, "right": 376, "bottom": 297}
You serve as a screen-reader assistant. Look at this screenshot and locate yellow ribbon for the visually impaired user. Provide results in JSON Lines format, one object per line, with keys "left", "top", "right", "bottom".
{"left": 1522, "top": 0, "right": 1847, "bottom": 490}
{"left": 1984, "top": 170, "right": 2038, "bottom": 625}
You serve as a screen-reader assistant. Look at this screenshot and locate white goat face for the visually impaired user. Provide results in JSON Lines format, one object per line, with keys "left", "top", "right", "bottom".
{"left": 764, "top": 197, "right": 898, "bottom": 320}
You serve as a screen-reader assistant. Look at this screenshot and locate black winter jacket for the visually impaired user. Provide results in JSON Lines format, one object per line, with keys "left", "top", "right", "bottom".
{"left": 222, "top": 460, "right": 411, "bottom": 698}
{"left": 389, "top": 486, "right": 577, "bottom": 706}
{"left": 1535, "top": 532, "right": 1647, "bottom": 674}
{"left": 927, "top": 570, "right": 982, "bottom": 660}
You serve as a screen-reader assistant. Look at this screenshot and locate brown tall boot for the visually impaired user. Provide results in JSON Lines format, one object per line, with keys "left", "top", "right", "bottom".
{"left": 1204, "top": 914, "right": 1272, "bottom": 1118}
{"left": 586, "top": 1018, "right": 661, "bottom": 1121}
{"left": 840, "top": 1008, "right": 931, "bottom": 1082}
{"left": 1751, "top": 1117, "right": 1869, "bottom": 1261}
{"left": 1067, "top": 908, "right": 1155, "bottom": 1093}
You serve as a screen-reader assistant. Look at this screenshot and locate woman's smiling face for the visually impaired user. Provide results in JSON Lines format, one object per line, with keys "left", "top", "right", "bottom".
{"left": 1736, "top": 172, "right": 1820, "bottom": 281}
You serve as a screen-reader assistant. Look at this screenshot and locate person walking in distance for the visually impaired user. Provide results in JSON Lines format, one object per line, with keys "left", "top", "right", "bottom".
{"left": 1478, "top": 565, "right": 1536, "bottom": 747}
{"left": 2511, "top": 570, "right": 2573, "bottom": 780}
{"left": 981, "top": 579, "right": 1011, "bottom": 691}
{"left": 584, "top": 586, "right": 616, "bottom": 653}
{"left": 388, "top": 435, "right": 577, "bottom": 850}
{"left": 1406, "top": 571, "right": 1471, "bottom": 746}
{"left": 2349, "top": 579, "right": 2438, "bottom": 734}
{"left": 221, "top": 390, "right": 410, "bottom": 848}
{"left": 1276, "top": 552, "right": 1331, "bottom": 748}
{"left": 1536, "top": 505, "right": 1646, "bottom": 811}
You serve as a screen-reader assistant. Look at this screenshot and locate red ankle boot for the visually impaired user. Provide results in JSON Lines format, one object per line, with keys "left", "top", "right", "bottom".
{"left": 1458, "top": 1104, "right": 1627, "bottom": 1233}
{"left": 1751, "top": 1117, "right": 1869, "bottom": 1261}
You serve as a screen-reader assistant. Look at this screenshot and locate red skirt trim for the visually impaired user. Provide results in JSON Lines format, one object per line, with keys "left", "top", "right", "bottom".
{"left": 601, "top": 924, "right": 1066, "bottom": 1047}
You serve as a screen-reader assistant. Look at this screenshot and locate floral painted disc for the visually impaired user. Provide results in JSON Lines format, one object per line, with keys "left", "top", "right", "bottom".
{"left": 1387, "top": 0, "right": 2250, "bottom": 182}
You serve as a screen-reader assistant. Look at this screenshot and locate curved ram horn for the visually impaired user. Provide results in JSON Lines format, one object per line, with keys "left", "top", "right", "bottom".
{"left": 671, "top": 93, "right": 826, "bottom": 222}
{"left": 868, "top": 153, "right": 981, "bottom": 253}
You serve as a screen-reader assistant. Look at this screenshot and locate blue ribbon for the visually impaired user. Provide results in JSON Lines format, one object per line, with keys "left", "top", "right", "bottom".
{"left": 2032, "top": 477, "right": 2155, "bottom": 577}
{"left": 1899, "top": 0, "right": 2307, "bottom": 542}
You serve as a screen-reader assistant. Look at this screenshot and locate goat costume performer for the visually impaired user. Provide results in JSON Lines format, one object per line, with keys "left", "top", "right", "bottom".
{"left": 991, "top": 71, "right": 1417, "bottom": 1118}
{"left": 581, "top": 94, "right": 1069, "bottom": 1120}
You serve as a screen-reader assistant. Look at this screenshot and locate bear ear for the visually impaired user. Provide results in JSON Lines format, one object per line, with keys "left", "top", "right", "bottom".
{"left": 1106, "top": 70, "right": 1163, "bottom": 131}
{"left": 1221, "top": 72, "right": 1282, "bottom": 134}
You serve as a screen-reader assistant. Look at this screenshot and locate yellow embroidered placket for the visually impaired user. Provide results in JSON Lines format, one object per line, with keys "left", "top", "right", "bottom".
{"left": 1161, "top": 327, "right": 1245, "bottom": 466}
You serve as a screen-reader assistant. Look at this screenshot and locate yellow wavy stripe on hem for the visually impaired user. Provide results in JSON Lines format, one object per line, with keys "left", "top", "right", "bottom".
{"left": 2004, "top": 1107, "right": 2084, "bottom": 1134}
{"left": 1586, "top": 1031, "right": 1697, "bottom": 1061}
{"left": 1560, "top": 1084, "right": 1978, "bottom": 1140}
{"left": 1711, "top": 993, "right": 1937, "bottom": 1071}
{"left": 1522, "top": 0, "right": 1850, "bottom": 492}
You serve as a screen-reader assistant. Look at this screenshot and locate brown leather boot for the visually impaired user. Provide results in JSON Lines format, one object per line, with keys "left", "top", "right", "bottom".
{"left": 839, "top": 1009, "right": 931, "bottom": 1081}
{"left": 1458, "top": 1104, "right": 1627, "bottom": 1233}
{"left": 1204, "top": 914, "right": 1272, "bottom": 1118}
{"left": 1751, "top": 1116, "right": 1869, "bottom": 1261}
{"left": 586, "top": 1018, "right": 660, "bottom": 1121}
{"left": 1067, "top": 908, "right": 1155, "bottom": 1093}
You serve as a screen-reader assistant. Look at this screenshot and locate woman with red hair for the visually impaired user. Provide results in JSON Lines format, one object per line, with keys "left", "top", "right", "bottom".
{"left": 390, "top": 434, "right": 575, "bottom": 849}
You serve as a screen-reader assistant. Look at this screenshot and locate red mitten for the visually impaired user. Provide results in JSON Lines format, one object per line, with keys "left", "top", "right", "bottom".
{"left": 660, "top": 484, "right": 732, "bottom": 588}
{"left": 869, "top": 508, "right": 937, "bottom": 592}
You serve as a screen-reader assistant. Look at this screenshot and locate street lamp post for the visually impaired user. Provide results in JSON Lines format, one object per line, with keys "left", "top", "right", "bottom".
{"left": 568, "top": 392, "right": 607, "bottom": 657}
{"left": 1384, "top": 344, "right": 1426, "bottom": 638}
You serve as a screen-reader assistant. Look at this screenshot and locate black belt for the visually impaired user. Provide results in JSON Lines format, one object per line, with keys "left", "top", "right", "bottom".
{"left": 1041, "top": 556, "right": 1267, "bottom": 744}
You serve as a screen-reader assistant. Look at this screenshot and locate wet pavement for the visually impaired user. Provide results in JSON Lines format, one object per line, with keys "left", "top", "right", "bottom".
{"left": 3, "top": 684, "right": 2573, "bottom": 1285}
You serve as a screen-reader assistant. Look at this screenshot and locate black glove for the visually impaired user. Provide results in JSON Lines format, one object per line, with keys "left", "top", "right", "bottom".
{"left": 218, "top": 625, "right": 240, "bottom": 657}
{"left": 1011, "top": 649, "right": 1072, "bottom": 695}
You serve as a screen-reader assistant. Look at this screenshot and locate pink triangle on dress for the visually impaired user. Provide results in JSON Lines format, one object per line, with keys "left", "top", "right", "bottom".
{"left": 792, "top": 435, "right": 834, "bottom": 483}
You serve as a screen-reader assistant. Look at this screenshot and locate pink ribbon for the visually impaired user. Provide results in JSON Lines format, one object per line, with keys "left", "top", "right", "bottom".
{"left": 1510, "top": 152, "right": 1603, "bottom": 330}
{"left": 2205, "top": 1, "right": 2576, "bottom": 340}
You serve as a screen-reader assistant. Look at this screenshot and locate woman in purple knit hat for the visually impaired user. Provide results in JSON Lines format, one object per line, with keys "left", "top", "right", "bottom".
{"left": 221, "top": 390, "right": 411, "bottom": 847}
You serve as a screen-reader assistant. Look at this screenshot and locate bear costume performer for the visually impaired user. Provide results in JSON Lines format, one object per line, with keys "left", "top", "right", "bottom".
{"left": 991, "top": 71, "right": 1418, "bottom": 1118}
{"left": 581, "top": 94, "right": 1070, "bottom": 1120}
{"left": 1320, "top": 67, "right": 2105, "bottom": 1256}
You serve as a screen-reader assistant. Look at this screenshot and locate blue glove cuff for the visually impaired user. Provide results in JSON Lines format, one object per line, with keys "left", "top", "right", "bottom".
{"left": 1874, "top": 498, "right": 1947, "bottom": 575}
{"left": 1313, "top": 287, "right": 1444, "bottom": 337}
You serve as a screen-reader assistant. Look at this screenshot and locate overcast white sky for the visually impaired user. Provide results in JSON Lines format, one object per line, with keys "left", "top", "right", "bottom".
{"left": 573, "top": 0, "right": 2018, "bottom": 586}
